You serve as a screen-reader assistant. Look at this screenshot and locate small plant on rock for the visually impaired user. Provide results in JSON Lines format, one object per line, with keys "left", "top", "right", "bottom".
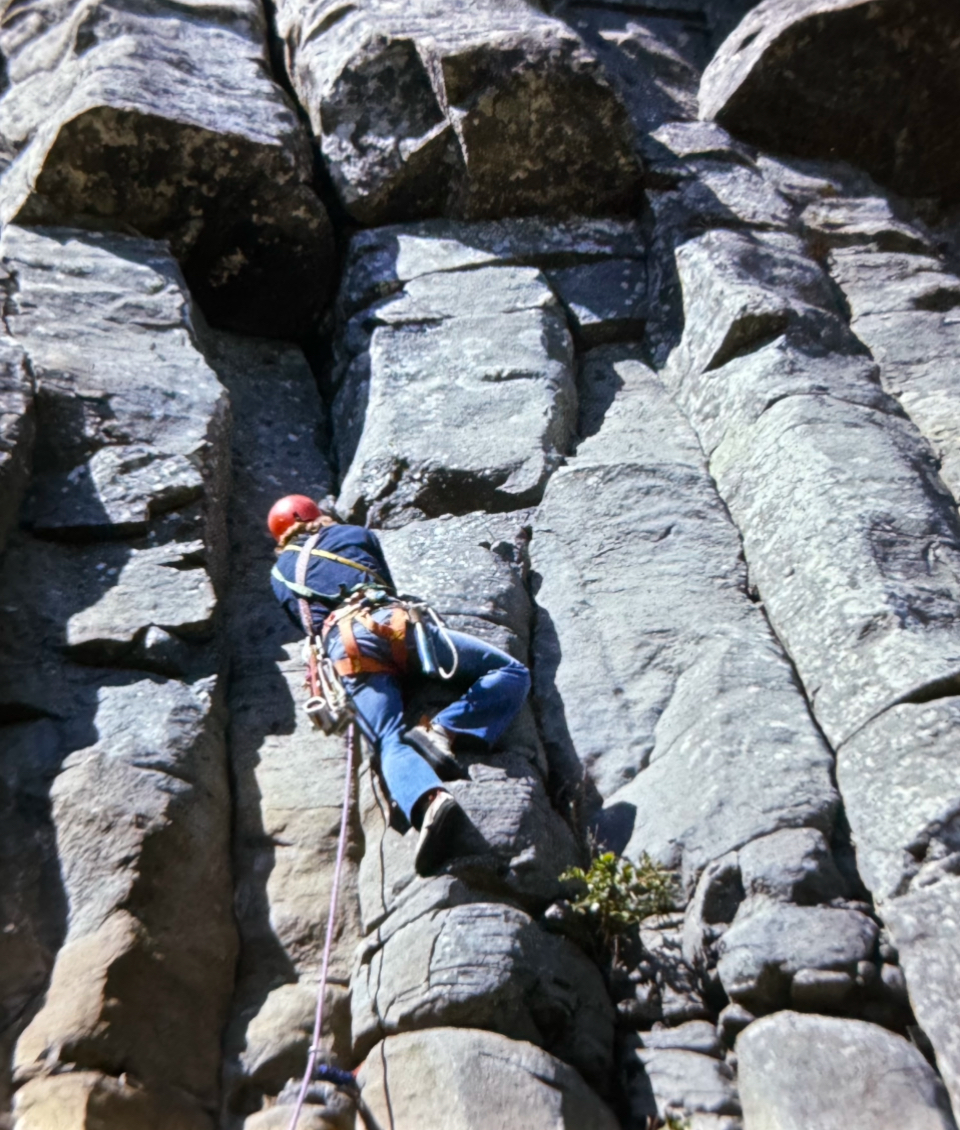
{"left": 560, "top": 851, "right": 678, "bottom": 957}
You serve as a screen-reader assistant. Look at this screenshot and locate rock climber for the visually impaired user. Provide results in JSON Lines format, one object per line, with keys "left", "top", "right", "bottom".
{"left": 267, "top": 494, "right": 531, "bottom": 875}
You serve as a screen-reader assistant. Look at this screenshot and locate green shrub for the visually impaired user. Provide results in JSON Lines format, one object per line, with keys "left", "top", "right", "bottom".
{"left": 560, "top": 851, "right": 678, "bottom": 947}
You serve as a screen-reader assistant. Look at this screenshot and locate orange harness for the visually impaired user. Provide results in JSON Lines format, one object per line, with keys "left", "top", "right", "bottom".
{"left": 322, "top": 601, "right": 409, "bottom": 679}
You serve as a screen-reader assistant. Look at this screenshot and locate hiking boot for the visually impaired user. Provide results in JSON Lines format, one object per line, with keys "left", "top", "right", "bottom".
{"left": 414, "top": 791, "right": 464, "bottom": 875}
{"left": 406, "top": 721, "right": 466, "bottom": 780}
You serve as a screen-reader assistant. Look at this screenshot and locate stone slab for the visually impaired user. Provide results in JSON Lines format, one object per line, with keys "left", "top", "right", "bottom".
{"left": 736, "top": 1011, "right": 957, "bottom": 1130}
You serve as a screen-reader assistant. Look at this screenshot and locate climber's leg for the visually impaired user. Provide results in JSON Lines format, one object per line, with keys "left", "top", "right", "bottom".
{"left": 426, "top": 628, "right": 530, "bottom": 745}
{"left": 347, "top": 672, "right": 441, "bottom": 823}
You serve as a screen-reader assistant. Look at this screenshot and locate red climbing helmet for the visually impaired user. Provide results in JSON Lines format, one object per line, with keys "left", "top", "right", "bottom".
{"left": 267, "top": 494, "right": 322, "bottom": 541}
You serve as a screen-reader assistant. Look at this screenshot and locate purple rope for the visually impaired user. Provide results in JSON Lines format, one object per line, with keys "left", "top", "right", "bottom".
{"left": 287, "top": 720, "right": 357, "bottom": 1130}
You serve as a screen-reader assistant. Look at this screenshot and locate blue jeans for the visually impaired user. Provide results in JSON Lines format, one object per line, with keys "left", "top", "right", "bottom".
{"left": 326, "top": 609, "right": 530, "bottom": 822}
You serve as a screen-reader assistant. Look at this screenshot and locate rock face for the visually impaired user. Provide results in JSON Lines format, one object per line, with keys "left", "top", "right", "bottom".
{"left": 335, "top": 263, "right": 576, "bottom": 526}
{"left": 5, "top": 2, "right": 960, "bottom": 1129}
{"left": 0, "top": 0, "right": 335, "bottom": 337}
{"left": 0, "top": 228, "right": 235, "bottom": 1127}
{"left": 737, "top": 1011, "right": 958, "bottom": 1130}
{"left": 332, "top": 219, "right": 649, "bottom": 527}
{"left": 357, "top": 1028, "right": 619, "bottom": 1130}
{"left": 700, "top": 0, "right": 960, "bottom": 204}
{"left": 531, "top": 348, "right": 837, "bottom": 893}
{"left": 272, "top": 0, "right": 640, "bottom": 224}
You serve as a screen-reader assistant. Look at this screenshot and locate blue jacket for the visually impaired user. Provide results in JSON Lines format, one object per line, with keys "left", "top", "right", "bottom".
{"left": 271, "top": 524, "right": 395, "bottom": 632}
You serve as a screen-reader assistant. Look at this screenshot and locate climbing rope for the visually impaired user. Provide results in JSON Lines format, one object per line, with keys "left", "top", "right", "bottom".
{"left": 286, "top": 719, "right": 357, "bottom": 1130}
{"left": 424, "top": 604, "right": 458, "bottom": 680}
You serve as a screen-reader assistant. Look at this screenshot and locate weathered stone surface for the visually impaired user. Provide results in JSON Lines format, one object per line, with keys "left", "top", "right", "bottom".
{"left": 335, "top": 264, "right": 576, "bottom": 526}
{"left": 357, "top": 755, "right": 578, "bottom": 929}
{"left": 356, "top": 1028, "right": 619, "bottom": 1130}
{"left": 664, "top": 225, "right": 960, "bottom": 747}
{"left": 2, "top": 225, "right": 230, "bottom": 576}
{"left": 340, "top": 216, "right": 645, "bottom": 317}
{"left": 13, "top": 677, "right": 235, "bottom": 1113}
{"left": 737, "top": 1011, "right": 958, "bottom": 1130}
{"left": 14, "top": 1072, "right": 213, "bottom": 1130}
{"left": 0, "top": 0, "right": 334, "bottom": 336}
{"left": 646, "top": 123, "right": 793, "bottom": 243}
{"left": 0, "top": 721, "right": 63, "bottom": 1116}
{"left": 737, "top": 828, "right": 845, "bottom": 906}
{"left": 624, "top": 1043, "right": 740, "bottom": 1124}
{"left": 839, "top": 700, "right": 960, "bottom": 901}
{"left": 64, "top": 541, "right": 216, "bottom": 670}
{"left": 546, "top": 1, "right": 708, "bottom": 137}
{"left": 700, "top": 0, "right": 960, "bottom": 204}
{"left": 546, "top": 259, "right": 649, "bottom": 347}
{"left": 639, "top": 1022, "right": 723, "bottom": 1059}
{"left": 531, "top": 348, "right": 836, "bottom": 886}
{"left": 883, "top": 878, "right": 960, "bottom": 1115}
{"left": 274, "top": 0, "right": 639, "bottom": 225}
{"left": 0, "top": 340, "right": 34, "bottom": 555}
{"left": 829, "top": 242, "right": 960, "bottom": 504}
{"left": 716, "top": 898, "right": 877, "bottom": 1013}
{"left": 833, "top": 696, "right": 960, "bottom": 1110}
{"left": 351, "top": 899, "right": 613, "bottom": 1088}
{"left": 380, "top": 510, "right": 533, "bottom": 654}
{"left": 208, "top": 334, "right": 362, "bottom": 1120}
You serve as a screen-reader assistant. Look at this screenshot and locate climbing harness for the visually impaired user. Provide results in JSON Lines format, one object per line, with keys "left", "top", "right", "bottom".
{"left": 294, "top": 534, "right": 355, "bottom": 735}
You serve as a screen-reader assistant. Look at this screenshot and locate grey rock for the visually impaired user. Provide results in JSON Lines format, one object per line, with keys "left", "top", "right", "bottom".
{"left": 357, "top": 1028, "right": 619, "bottom": 1130}
{"left": 883, "top": 878, "right": 960, "bottom": 1115}
{"left": 236, "top": 983, "right": 349, "bottom": 1103}
{"left": 0, "top": 339, "right": 34, "bottom": 555}
{"left": 546, "top": 2, "right": 707, "bottom": 137}
{"left": 1, "top": 225, "right": 230, "bottom": 577}
{"left": 646, "top": 125, "right": 793, "bottom": 242}
{"left": 351, "top": 900, "right": 614, "bottom": 1089}
{"left": 716, "top": 898, "right": 877, "bottom": 1013}
{"left": 340, "top": 216, "right": 645, "bottom": 317}
{"left": 274, "top": 0, "right": 639, "bottom": 224}
{"left": 736, "top": 1011, "right": 958, "bottom": 1130}
{"left": 801, "top": 192, "right": 929, "bottom": 254}
{"left": 545, "top": 259, "right": 648, "bottom": 347}
{"left": 0, "top": 0, "right": 334, "bottom": 336}
{"left": 664, "top": 228, "right": 860, "bottom": 405}
{"left": 624, "top": 1044, "right": 740, "bottom": 1124}
{"left": 245, "top": 1100, "right": 353, "bottom": 1130}
{"left": 682, "top": 852, "right": 744, "bottom": 966}
{"left": 664, "top": 226, "right": 960, "bottom": 747}
{"left": 640, "top": 1022, "right": 723, "bottom": 1059}
{"left": 379, "top": 510, "right": 534, "bottom": 655}
{"left": 335, "top": 263, "right": 576, "bottom": 526}
{"left": 356, "top": 755, "right": 580, "bottom": 927}
{"left": 717, "top": 1003, "right": 754, "bottom": 1047}
{"left": 829, "top": 243, "right": 960, "bottom": 504}
{"left": 700, "top": 0, "right": 960, "bottom": 204}
{"left": 531, "top": 349, "right": 837, "bottom": 886}
{"left": 65, "top": 541, "right": 215, "bottom": 666}
{"left": 0, "top": 720, "right": 62, "bottom": 1116}
{"left": 27, "top": 446, "right": 204, "bottom": 536}
{"left": 13, "top": 677, "right": 236, "bottom": 1110}
{"left": 788, "top": 967, "right": 854, "bottom": 1010}
{"left": 737, "top": 828, "right": 845, "bottom": 905}
{"left": 838, "top": 700, "right": 960, "bottom": 901}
